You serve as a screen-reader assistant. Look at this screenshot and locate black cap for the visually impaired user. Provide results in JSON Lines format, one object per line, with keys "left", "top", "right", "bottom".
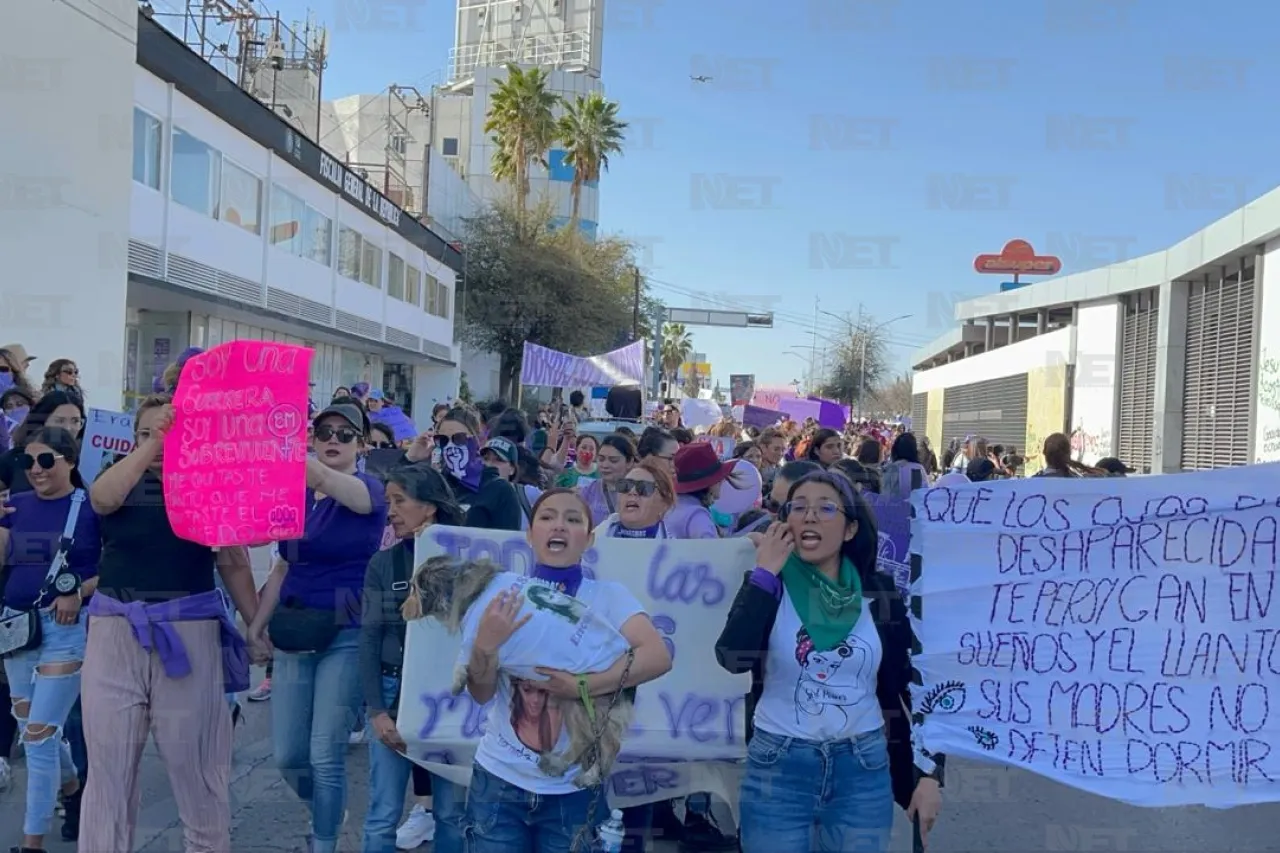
{"left": 1095, "top": 457, "right": 1134, "bottom": 475}
{"left": 966, "top": 457, "right": 997, "bottom": 482}
{"left": 313, "top": 403, "right": 365, "bottom": 433}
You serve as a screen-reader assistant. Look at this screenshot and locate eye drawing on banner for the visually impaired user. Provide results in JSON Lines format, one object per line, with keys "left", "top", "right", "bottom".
{"left": 919, "top": 680, "right": 967, "bottom": 715}
{"left": 793, "top": 628, "right": 874, "bottom": 727}
{"left": 968, "top": 726, "right": 999, "bottom": 751}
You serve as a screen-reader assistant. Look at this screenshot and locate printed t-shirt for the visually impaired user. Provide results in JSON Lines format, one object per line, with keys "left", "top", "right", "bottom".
{"left": 753, "top": 588, "right": 884, "bottom": 742}
{"left": 463, "top": 573, "right": 643, "bottom": 795}
{"left": 1, "top": 490, "right": 101, "bottom": 609}
{"left": 97, "top": 471, "right": 217, "bottom": 602}
{"left": 277, "top": 472, "right": 387, "bottom": 627}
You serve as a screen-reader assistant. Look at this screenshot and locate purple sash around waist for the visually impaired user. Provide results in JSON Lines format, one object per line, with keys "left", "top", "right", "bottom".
{"left": 87, "top": 590, "right": 250, "bottom": 694}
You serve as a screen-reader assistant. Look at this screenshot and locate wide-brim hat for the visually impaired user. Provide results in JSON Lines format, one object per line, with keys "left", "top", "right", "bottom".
{"left": 673, "top": 442, "right": 736, "bottom": 494}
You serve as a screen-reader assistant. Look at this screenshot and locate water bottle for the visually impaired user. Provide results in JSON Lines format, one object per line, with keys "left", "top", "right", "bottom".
{"left": 597, "top": 808, "right": 626, "bottom": 853}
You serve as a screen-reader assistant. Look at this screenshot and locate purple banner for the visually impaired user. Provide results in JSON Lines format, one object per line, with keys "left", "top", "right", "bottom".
{"left": 519, "top": 340, "right": 645, "bottom": 387}
{"left": 742, "top": 404, "right": 785, "bottom": 429}
{"left": 865, "top": 491, "right": 911, "bottom": 601}
{"left": 807, "top": 396, "right": 851, "bottom": 428}
{"left": 778, "top": 397, "right": 822, "bottom": 424}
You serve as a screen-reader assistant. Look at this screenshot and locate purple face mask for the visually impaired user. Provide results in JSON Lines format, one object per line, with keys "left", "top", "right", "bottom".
{"left": 441, "top": 436, "right": 485, "bottom": 491}
{"left": 0, "top": 372, "right": 13, "bottom": 394}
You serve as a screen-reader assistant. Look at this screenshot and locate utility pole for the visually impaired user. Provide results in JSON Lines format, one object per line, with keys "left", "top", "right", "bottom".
{"left": 632, "top": 266, "right": 641, "bottom": 341}
{"left": 808, "top": 296, "right": 819, "bottom": 395}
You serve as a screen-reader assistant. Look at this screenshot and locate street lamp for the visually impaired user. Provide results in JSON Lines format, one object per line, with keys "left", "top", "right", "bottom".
{"left": 820, "top": 310, "right": 912, "bottom": 419}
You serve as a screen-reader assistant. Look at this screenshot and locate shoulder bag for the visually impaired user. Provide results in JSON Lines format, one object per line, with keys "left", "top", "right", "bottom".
{"left": 0, "top": 489, "right": 86, "bottom": 658}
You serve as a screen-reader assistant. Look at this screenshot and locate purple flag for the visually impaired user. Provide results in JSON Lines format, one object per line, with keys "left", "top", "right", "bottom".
{"left": 519, "top": 340, "right": 646, "bottom": 387}
{"left": 742, "top": 404, "right": 785, "bottom": 429}
{"left": 865, "top": 491, "right": 911, "bottom": 601}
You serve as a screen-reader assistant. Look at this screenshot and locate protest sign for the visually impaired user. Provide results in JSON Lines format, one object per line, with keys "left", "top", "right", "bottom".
{"left": 909, "top": 465, "right": 1280, "bottom": 808}
{"left": 865, "top": 492, "right": 911, "bottom": 601}
{"left": 697, "top": 435, "right": 736, "bottom": 460}
{"left": 80, "top": 408, "right": 135, "bottom": 485}
{"left": 163, "top": 341, "right": 313, "bottom": 547}
{"left": 400, "top": 526, "right": 755, "bottom": 812}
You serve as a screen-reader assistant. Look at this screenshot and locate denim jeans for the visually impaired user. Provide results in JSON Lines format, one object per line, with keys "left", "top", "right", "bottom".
{"left": 272, "top": 627, "right": 362, "bottom": 853}
{"left": 361, "top": 675, "right": 465, "bottom": 853}
{"left": 2, "top": 608, "right": 86, "bottom": 836}
{"left": 739, "top": 727, "right": 894, "bottom": 853}
{"left": 465, "top": 761, "right": 609, "bottom": 853}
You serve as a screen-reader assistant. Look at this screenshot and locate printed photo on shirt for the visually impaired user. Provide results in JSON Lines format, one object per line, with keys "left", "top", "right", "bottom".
{"left": 510, "top": 677, "right": 566, "bottom": 754}
{"left": 793, "top": 626, "right": 875, "bottom": 728}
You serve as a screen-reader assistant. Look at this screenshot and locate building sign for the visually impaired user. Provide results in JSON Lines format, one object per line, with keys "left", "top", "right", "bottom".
{"left": 973, "top": 239, "right": 1062, "bottom": 276}
{"left": 319, "top": 152, "right": 403, "bottom": 229}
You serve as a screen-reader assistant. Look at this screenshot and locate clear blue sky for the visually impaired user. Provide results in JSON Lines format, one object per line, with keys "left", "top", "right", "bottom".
{"left": 211, "top": 0, "right": 1280, "bottom": 390}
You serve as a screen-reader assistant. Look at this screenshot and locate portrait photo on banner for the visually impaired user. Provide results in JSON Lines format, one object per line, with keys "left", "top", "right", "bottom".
{"left": 399, "top": 526, "right": 756, "bottom": 814}
{"left": 908, "top": 464, "right": 1280, "bottom": 809}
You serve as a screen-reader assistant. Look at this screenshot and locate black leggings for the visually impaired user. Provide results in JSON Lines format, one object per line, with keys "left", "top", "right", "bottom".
{"left": 0, "top": 676, "right": 16, "bottom": 759}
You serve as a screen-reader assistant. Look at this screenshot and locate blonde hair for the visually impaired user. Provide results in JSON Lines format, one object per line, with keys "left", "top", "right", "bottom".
{"left": 135, "top": 393, "right": 172, "bottom": 432}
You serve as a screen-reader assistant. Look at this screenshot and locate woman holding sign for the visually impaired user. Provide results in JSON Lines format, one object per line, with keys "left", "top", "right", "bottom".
{"left": 715, "top": 470, "right": 943, "bottom": 853}
{"left": 248, "top": 401, "right": 389, "bottom": 853}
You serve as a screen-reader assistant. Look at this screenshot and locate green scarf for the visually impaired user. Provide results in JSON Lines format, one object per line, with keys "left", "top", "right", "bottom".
{"left": 780, "top": 552, "right": 863, "bottom": 652}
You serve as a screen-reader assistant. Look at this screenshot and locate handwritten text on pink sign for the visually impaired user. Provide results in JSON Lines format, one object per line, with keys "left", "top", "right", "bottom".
{"left": 163, "top": 341, "right": 313, "bottom": 547}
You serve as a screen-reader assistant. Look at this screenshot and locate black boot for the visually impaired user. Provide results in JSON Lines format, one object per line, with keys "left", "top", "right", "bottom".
{"left": 680, "top": 810, "right": 739, "bottom": 851}
{"left": 61, "top": 787, "right": 82, "bottom": 842}
{"left": 649, "top": 799, "right": 684, "bottom": 843}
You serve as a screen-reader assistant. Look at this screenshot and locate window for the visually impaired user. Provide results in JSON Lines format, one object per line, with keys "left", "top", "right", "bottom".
{"left": 337, "top": 225, "right": 383, "bottom": 288}
{"left": 270, "top": 186, "right": 332, "bottom": 266}
{"left": 171, "top": 128, "right": 221, "bottom": 217}
{"left": 390, "top": 134, "right": 407, "bottom": 155}
{"left": 424, "top": 274, "right": 452, "bottom": 319}
{"left": 132, "top": 109, "right": 162, "bottom": 190}
{"left": 388, "top": 253, "right": 406, "bottom": 301}
{"left": 438, "top": 282, "right": 451, "bottom": 319}
{"left": 406, "top": 264, "right": 421, "bottom": 306}
{"left": 442, "top": 137, "right": 459, "bottom": 157}
{"left": 220, "top": 159, "right": 262, "bottom": 235}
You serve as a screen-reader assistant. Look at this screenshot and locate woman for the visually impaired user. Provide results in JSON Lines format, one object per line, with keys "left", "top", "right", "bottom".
{"left": 79, "top": 394, "right": 258, "bottom": 852}
{"left": 460, "top": 488, "right": 672, "bottom": 853}
{"left": 407, "top": 406, "right": 521, "bottom": 530}
{"left": 39, "top": 359, "right": 82, "bottom": 403}
{"left": 248, "top": 401, "right": 389, "bottom": 853}
{"left": 359, "top": 467, "right": 467, "bottom": 853}
{"left": 0, "top": 347, "right": 38, "bottom": 401}
{"left": 733, "top": 440, "right": 763, "bottom": 469}
{"left": 0, "top": 427, "right": 100, "bottom": 853}
{"left": 636, "top": 427, "right": 679, "bottom": 475}
{"left": 804, "top": 428, "right": 843, "bottom": 467}
{"left": 597, "top": 457, "right": 675, "bottom": 539}
{"left": 1035, "top": 433, "right": 1086, "bottom": 478}
{"left": 0, "top": 392, "right": 86, "bottom": 494}
{"left": 555, "top": 433, "right": 600, "bottom": 488}
{"left": 665, "top": 442, "right": 735, "bottom": 540}
{"left": 716, "top": 471, "right": 944, "bottom": 853}
{"left": 579, "top": 433, "right": 637, "bottom": 527}
{"left": 879, "top": 433, "right": 929, "bottom": 500}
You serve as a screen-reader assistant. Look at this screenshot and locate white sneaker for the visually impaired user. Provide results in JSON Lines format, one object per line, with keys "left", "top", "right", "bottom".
{"left": 348, "top": 727, "right": 366, "bottom": 745}
{"left": 0, "top": 757, "right": 10, "bottom": 793}
{"left": 395, "top": 805, "right": 435, "bottom": 849}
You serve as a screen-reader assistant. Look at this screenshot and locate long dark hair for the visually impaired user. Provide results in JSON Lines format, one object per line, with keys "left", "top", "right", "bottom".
{"left": 24, "top": 426, "right": 86, "bottom": 489}
{"left": 805, "top": 429, "right": 841, "bottom": 463}
{"left": 784, "top": 470, "right": 879, "bottom": 579}
{"left": 386, "top": 466, "right": 464, "bottom": 527}
{"left": 12, "top": 391, "right": 86, "bottom": 447}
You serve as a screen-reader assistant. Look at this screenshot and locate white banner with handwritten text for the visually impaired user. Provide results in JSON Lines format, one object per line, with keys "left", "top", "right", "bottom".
{"left": 400, "top": 526, "right": 755, "bottom": 812}
{"left": 909, "top": 465, "right": 1280, "bottom": 808}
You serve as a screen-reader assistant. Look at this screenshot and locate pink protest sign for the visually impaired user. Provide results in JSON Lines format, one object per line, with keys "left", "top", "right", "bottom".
{"left": 163, "top": 341, "right": 314, "bottom": 547}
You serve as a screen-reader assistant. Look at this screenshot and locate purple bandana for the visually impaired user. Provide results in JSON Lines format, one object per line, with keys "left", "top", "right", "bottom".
{"left": 611, "top": 521, "right": 662, "bottom": 539}
{"left": 531, "top": 562, "right": 583, "bottom": 597}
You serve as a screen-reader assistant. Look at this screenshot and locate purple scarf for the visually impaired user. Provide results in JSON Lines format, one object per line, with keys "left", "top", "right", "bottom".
{"left": 531, "top": 562, "right": 583, "bottom": 597}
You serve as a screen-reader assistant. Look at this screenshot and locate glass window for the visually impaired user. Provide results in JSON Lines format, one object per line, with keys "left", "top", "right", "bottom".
{"left": 406, "top": 264, "right": 421, "bottom": 306}
{"left": 442, "top": 137, "right": 459, "bottom": 157}
{"left": 360, "top": 240, "right": 382, "bottom": 289}
{"left": 424, "top": 273, "right": 439, "bottom": 314}
{"left": 304, "top": 207, "right": 332, "bottom": 266}
{"left": 338, "top": 226, "right": 361, "bottom": 280}
{"left": 220, "top": 159, "right": 262, "bottom": 235}
{"left": 438, "top": 283, "right": 450, "bottom": 319}
{"left": 388, "top": 253, "right": 406, "bottom": 301}
{"left": 132, "top": 109, "right": 162, "bottom": 190}
{"left": 269, "top": 186, "right": 304, "bottom": 251}
{"left": 171, "top": 127, "right": 221, "bottom": 217}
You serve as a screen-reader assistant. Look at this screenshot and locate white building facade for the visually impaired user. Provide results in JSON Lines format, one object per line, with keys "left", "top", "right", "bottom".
{"left": 911, "top": 189, "right": 1280, "bottom": 474}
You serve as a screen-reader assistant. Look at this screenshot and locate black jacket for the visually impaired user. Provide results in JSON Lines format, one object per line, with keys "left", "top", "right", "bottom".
{"left": 359, "top": 540, "right": 415, "bottom": 718}
{"left": 449, "top": 466, "right": 522, "bottom": 531}
{"left": 715, "top": 565, "right": 944, "bottom": 811}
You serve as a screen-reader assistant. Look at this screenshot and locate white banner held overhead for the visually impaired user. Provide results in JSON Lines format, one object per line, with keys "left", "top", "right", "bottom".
{"left": 79, "top": 408, "right": 135, "bottom": 485}
{"left": 400, "top": 526, "right": 755, "bottom": 812}
{"left": 909, "top": 465, "right": 1280, "bottom": 809}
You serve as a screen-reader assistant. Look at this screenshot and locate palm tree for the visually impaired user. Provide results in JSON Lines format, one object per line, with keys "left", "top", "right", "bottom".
{"left": 660, "top": 323, "right": 693, "bottom": 390}
{"left": 484, "top": 64, "right": 559, "bottom": 222}
{"left": 557, "top": 92, "right": 627, "bottom": 232}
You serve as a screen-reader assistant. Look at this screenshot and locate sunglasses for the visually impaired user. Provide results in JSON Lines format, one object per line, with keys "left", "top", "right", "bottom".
{"left": 19, "top": 452, "right": 65, "bottom": 471}
{"left": 0, "top": 366, "right": 10, "bottom": 374}
{"left": 60, "top": 367, "right": 78, "bottom": 376}
{"left": 617, "top": 479, "right": 657, "bottom": 497}
{"left": 781, "top": 501, "right": 844, "bottom": 522}
{"left": 370, "top": 441, "right": 397, "bottom": 450}
{"left": 314, "top": 425, "right": 361, "bottom": 444}
{"left": 434, "top": 432, "right": 471, "bottom": 447}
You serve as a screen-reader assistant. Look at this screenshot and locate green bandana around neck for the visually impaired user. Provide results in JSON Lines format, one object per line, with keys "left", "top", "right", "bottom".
{"left": 779, "top": 551, "right": 863, "bottom": 652}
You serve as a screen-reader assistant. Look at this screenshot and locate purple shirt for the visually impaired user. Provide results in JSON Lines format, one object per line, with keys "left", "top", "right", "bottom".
{"left": 1, "top": 490, "right": 101, "bottom": 610}
{"left": 578, "top": 478, "right": 615, "bottom": 528}
{"left": 663, "top": 494, "right": 720, "bottom": 540}
{"left": 277, "top": 472, "right": 388, "bottom": 627}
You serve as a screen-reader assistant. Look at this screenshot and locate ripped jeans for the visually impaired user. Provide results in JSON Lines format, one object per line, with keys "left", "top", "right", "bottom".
{"left": 2, "top": 607, "right": 86, "bottom": 837}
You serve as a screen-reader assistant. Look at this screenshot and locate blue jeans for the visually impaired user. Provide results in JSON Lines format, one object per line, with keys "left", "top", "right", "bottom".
{"left": 362, "top": 675, "right": 465, "bottom": 853}
{"left": 739, "top": 727, "right": 894, "bottom": 853}
{"left": 465, "top": 761, "right": 609, "bottom": 853}
{"left": 2, "top": 608, "right": 86, "bottom": 837}
{"left": 272, "top": 628, "right": 362, "bottom": 853}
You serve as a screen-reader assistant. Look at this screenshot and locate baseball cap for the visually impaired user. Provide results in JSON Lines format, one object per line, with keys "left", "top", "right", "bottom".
{"left": 481, "top": 437, "right": 518, "bottom": 465}
{"left": 368, "top": 389, "right": 384, "bottom": 401}
{"left": 1094, "top": 457, "right": 1135, "bottom": 476}
{"left": 313, "top": 403, "right": 365, "bottom": 433}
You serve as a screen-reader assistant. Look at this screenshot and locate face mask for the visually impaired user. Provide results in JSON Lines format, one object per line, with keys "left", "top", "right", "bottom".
{"left": 442, "top": 436, "right": 485, "bottom": 491}
{"left": 578, "top": 449, "right": 595, "bottom": 467}
{"left": 0, "top": 372, "right": 12, "bottom": 394}
{"left": 5, "top": 406, "right": 28, "bottom": 432}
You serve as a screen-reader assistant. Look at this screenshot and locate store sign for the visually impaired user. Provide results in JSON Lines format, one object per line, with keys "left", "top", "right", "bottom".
{"left": 319, "top": 152, "right": 403, "bottom": 228}
{"left": 973, "top": 239, "right": 1062, "bottom": 276}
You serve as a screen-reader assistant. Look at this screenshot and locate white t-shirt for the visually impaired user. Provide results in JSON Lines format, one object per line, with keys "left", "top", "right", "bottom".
{"left": 462, "top": 572, "right": 644, "bottom": 794}
{"left": 753, "top": 589, "right": 884, "bottom": 741}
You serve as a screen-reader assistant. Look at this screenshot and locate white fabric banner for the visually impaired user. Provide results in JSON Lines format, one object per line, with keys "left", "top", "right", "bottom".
{"left": 80, "top": 408, "right": 135, "bottom": 485}
{"left": 909, "top": 465, "right": 1280, "bottom": 808}
{"left": 399, "top": 525, "right": 755, "bottom": 811}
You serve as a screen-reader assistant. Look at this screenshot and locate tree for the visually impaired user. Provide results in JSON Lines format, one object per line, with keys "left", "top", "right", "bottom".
{"left": 459, "top": 202, "right": 641, "bottom": 399}
{"left": 814, "top": 319, "right": 891, "bottom": 412}
{"left": 557, "top": 92, "right": 627, "bottom": 232}
{"left": 869, "top": 371, "right": 913, "bottom": 416}
{"left": 484, "top": 64, "right": 559, "bottom": 222}
{"left": 660, "top": 323, "right": 693, "bottom": 390}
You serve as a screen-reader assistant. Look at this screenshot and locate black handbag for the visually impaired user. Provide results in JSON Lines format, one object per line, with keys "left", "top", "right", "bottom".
{"left": 0, "top": 489, "right": 86, "bottom": 658}
{"left": 268, "top": 599, "right": 341, "bottom": 653}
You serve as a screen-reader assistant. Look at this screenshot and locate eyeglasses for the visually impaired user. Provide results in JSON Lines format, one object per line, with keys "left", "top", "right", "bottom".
{"left": 18, "top": 452, "right": 65, "bottom": 471}
{"left": 371, "top": 441, "right": 396, "bottom": 450}
{"left": 782, "top": 501, "right": 844, "bottom": 521}
{"left": 434, "top": 432, "right": 470, "bottom": 447}
{"left": 616, "top": 479, "right": 657, "bottom": 497}
{"left": 314, "top": 425, "right": 360, "bottom": 444}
